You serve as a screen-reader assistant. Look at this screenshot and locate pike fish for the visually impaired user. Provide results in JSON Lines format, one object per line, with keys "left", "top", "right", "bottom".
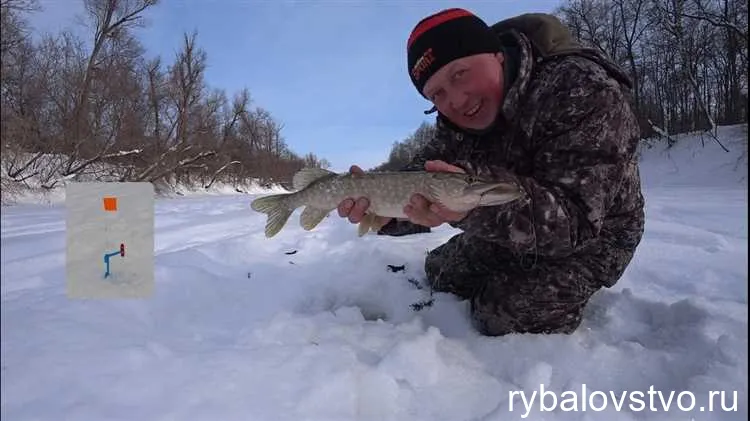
{"left": 250, "top": 167, "right": 524, "bottom": 238}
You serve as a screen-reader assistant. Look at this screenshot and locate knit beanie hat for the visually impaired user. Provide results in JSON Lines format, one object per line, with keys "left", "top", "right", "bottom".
{"left": 407, "top": 8, "right": 502, "bottom": 95}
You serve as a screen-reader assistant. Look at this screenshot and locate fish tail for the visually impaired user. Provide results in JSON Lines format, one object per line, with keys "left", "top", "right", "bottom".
{"left": 250, "top": 193, "right": 295, "bottom": 238}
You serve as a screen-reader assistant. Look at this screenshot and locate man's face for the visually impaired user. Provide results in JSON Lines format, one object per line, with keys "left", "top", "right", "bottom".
{"left": 422, "top": 52, "right": 505, "bottom": 131}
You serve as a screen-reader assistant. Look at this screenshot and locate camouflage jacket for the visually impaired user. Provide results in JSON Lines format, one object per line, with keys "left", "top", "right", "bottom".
{"left": 379, "top": 14, "right": 645, "bottom": 277}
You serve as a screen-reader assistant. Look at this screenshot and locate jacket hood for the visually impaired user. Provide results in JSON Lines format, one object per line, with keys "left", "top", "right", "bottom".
{"left": 490, "top": 13, "right": 633, "bottom": 89}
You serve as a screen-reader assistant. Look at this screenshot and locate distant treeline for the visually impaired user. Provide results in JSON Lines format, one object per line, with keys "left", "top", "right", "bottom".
{"left": 1, "top": 0, "right": 330, "bottom": 194}
{"left": 373, "top": 0, "right": 747, "bottom": 171}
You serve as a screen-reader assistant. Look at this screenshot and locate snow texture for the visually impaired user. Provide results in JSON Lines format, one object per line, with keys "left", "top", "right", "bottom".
{"left": 1, "top": 125, "right": 747, "bottom": 420}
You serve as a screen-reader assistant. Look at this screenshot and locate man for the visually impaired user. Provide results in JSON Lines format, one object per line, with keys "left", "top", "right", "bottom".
{"left": 337, "top": 9, "right": 645, "bottom": 336}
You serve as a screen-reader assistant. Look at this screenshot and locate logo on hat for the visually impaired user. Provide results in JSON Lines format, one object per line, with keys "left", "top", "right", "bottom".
{"left": 410, "top": 47, "right": 435, "bottom": 82}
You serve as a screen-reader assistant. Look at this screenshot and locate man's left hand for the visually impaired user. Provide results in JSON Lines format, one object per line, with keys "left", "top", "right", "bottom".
{"left": 403, "top": 160, "right": 469, "bottom": 227}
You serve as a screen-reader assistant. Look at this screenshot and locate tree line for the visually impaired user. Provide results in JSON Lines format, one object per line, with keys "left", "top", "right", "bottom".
{"left": 557, "top": 0, "right": 747, "bottom": 138}
{"left": 1, "top": 0, "right": 330, "bottom": 200}
{"left": 371, "top": 122, "right": 436, "bottom": 172}
{"left": 373, "top": 0, "right": 747, "bottom": 170}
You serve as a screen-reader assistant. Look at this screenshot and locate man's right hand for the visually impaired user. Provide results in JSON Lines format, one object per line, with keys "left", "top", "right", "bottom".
{"left": 336, "top": 165, "right": 392, "bottom": 230}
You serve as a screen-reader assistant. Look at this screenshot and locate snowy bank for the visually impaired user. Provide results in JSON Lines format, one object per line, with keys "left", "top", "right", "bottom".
{"left": 0, "top": 151, "right": 289, "bottom": 206}
{"left": 639, "top": 124, "right": 747, "bottom": 188}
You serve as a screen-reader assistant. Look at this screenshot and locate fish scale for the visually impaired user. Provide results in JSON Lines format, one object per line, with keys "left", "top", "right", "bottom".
{"left": 297, "top": 172, "right": 434, "bottom": 219}
{"left": 250, "top": 167, "right": 524, "bottom": 238}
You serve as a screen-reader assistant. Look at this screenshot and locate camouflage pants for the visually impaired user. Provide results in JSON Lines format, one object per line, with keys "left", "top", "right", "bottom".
{"left": 424, "top": 234, "right": 601, "bottom": 336}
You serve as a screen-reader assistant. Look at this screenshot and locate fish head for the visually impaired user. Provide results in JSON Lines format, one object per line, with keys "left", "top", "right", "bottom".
{"left": 429, "top": 173, "right": 524, "bottom": 212}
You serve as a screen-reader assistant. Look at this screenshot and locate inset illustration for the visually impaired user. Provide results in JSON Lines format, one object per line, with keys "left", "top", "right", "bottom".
{"left": 66, "top": 182, "right": 154, "bottom": 299}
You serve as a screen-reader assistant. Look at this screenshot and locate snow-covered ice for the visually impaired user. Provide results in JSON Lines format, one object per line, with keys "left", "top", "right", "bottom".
{"left": 2, "top": 126, "right": 747, "bottom": 420}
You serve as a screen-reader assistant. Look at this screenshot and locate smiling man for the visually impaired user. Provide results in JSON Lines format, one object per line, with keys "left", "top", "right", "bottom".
{"left": 337, "top": 8, "right": 645, "bottom": 336}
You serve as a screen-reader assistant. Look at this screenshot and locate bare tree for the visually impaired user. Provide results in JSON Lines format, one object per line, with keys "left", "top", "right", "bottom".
{"left": 553, "top": 0, "right": 747, "bottom": 144}
{"left": 1, "top": 1, "right": 331, "bottom": 202}
{"left": 613, "top": 0, "right": 652, "bottom": 113}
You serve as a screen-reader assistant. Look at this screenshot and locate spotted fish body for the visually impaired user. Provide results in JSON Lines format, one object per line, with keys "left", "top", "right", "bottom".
{"left": 295, "top": 171, "right": 451, "bottom": 219}
{"left": 250, "top": 167, "right": 523, "bottom": 238}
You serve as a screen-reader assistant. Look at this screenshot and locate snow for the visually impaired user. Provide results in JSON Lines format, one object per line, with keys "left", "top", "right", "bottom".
{"left": 1, "top": 125, "right": 747, "bottom": 420}
{"left": 639, "top": 125, "right": 748, "bottom": 187}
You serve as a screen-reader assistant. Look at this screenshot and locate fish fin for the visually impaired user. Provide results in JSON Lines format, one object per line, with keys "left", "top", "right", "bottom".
{"left": 250, "top": 194, "right": 294, "bottom": 238}
{"left": 292, "top": 167, "right": 336, "bottom": 191}
{"left": 357, "top": 212, "right": 380, "bottom": 237}
{"left": 300, "top": 206, "right": 330, "bottom": 231}
{"left": 426, "top": 183, "right": 449, "bottom": 210}
{"left": 357, "top": 213, "right": 372, "bottom": 237}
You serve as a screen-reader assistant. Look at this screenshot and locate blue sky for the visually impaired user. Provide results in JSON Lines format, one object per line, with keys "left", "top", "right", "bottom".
{"left": 28, "top": 0, "right": 562, "bottom": 171}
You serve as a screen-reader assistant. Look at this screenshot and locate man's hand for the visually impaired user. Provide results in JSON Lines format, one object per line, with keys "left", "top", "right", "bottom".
{"left": 403, "top": 160, "right": 469, "bottom": 227}
{"left": 336, "top": 165, "right": 392, "bottom": 230}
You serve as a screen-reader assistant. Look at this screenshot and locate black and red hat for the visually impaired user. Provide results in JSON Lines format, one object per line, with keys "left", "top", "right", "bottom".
{"left": 407, "top": 8, "right": 501, "bottom": 95}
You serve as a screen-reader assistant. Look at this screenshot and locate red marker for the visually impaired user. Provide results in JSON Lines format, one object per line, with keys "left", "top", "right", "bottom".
{"left": 120, "top": 243, "right": 125, "bottom": 257}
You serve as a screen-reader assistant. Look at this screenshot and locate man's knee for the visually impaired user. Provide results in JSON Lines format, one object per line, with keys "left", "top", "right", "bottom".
{"left": 422, "top": 237, "right": 600, "bottom": 336}
{"left": 469, "top": 273, "right": 599, "bottom": 336}
{"left": 471, "top": 299, "right": 587, "bottom": 336}
{"left": 377, "top": 220, "right": 431, "bottom": 236}
{"left": 423, "top": 235, "right": 484, "bottom": 298}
